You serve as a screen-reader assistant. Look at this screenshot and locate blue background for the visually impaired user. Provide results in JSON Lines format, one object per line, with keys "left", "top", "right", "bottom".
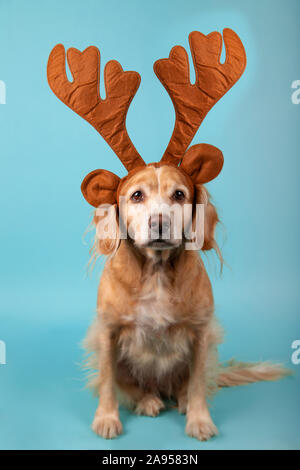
{"left": 0, "top": 0, "right": 299, "bottom": 450}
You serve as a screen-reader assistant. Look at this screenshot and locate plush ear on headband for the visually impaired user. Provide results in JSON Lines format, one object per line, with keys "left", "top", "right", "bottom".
{"left": 81, "top": 169, "right": 120, "bottom": 207}
{"left": 180, "top": 144, "right": 224, "bottom": 184}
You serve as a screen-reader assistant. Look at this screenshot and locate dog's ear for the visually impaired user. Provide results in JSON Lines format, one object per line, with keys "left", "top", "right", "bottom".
{"left": 81, "top": 169, "right": 120, "bottom": 207}
{"left": 93, "top": 204, "right": 120, "bottom": 256}
{"left": 202, "top": 190, "right": 219, "bottom": 251}
{"left": 180, "top": 144, "right": 224, "bottom": 184}
{"left": 193, "top": 186, "right": 220, "bottom": 252}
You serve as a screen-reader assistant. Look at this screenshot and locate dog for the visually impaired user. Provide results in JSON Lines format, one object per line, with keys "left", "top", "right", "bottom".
{"left": 83, "top": 164, "right": 287, "bottom": 441}
{"left": 47, "top": 28, "right": 289, "bottom": 441}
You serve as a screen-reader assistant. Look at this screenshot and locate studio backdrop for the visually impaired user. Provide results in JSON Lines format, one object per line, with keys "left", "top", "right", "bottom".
{"left": 0, "top": 0, "right": 299, "bottom": 450}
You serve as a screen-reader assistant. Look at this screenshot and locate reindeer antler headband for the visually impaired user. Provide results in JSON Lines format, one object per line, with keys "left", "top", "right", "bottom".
{"left": 47, "top": 29, "right": 246, "bottom": 207}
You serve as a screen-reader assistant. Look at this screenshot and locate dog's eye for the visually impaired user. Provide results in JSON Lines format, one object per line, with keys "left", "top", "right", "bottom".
{"left": 173, "top": 190, "right": 185, "bottom": 201}
{"left": 130, "top": 190, "right": 144, "bottom": 202}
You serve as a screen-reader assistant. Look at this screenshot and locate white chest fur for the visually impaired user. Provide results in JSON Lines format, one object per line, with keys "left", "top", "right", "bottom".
{"left": 118, "top": 270, "right": 193, "bottom": 381}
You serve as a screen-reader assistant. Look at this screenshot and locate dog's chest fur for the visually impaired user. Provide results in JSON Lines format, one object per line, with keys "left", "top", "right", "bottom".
{"left": 118, "top": 267, "right": 194, "bottom": 382}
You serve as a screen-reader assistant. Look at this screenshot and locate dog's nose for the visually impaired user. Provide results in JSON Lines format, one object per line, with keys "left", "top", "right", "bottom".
{"left": 149, "top": 214, "right": 161, "bottom": 231}
{"left": 148, "top": 214, "right": 170, "bottom": 237}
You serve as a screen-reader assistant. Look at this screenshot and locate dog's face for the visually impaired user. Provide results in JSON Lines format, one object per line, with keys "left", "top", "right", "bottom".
{"left": 93, "top": 162, "right": 219, "bottom": 257}
{"left": 90, "top": 144, "right": 223, "bottom": 257}
{"left": 118, "top": 165, "right": 195, "bottom": 251}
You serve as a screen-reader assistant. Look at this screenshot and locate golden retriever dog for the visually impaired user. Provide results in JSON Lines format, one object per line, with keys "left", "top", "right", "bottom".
{"left": 47, "top": 28, "right": 289, "bottom": 441}
{"left": 83, "top": 164, "right": 287, "bottom": 441}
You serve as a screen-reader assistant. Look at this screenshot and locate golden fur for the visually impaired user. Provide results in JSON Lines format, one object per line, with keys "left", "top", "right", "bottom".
{"left": 83, "top": 166, "right": 288, "bottom": 441}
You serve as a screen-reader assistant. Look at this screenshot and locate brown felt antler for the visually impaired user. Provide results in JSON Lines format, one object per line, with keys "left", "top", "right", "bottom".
{"left": 47, "top": 30, "right": 246, "bottom": 207}
{"left": 154, "top": 28, "right": 246, "bottom": 166}
{"left": 47, "top": 44, "right": 145, "bottom": 172}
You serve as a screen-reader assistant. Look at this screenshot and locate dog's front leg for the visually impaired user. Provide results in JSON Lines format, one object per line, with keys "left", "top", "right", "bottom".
{"left": 92, "top": 324, "right": 122, "bottom": 439}
{"left": 185, "top": 327, "right": 218, "bottom": 441}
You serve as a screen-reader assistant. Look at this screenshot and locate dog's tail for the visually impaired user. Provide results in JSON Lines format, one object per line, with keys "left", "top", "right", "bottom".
{"left": 217, "top": 359, "right": 291, "bottom": 388}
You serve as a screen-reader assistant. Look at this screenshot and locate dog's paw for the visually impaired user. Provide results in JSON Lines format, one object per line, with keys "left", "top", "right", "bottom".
{"left": 185, "top": 417, "right": 218, "bottom": 441}
{"left": 135, "top": 395, "right": 165, "bottom": 417}
{"left": 92, "top": 413, "right": 123, "bottom": 439}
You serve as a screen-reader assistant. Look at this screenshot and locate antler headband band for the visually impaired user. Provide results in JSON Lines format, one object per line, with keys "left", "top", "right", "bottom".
{"left": 47, "top": 28, "right": 246, "bottom": 207}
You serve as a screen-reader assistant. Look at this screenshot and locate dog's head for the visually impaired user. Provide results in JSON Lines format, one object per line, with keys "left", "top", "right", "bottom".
{"left": 90, "top": 154, "right": 220, "bottom": 256}
{"left": 47, "top": 29, "right": 245, "bottom": 256}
